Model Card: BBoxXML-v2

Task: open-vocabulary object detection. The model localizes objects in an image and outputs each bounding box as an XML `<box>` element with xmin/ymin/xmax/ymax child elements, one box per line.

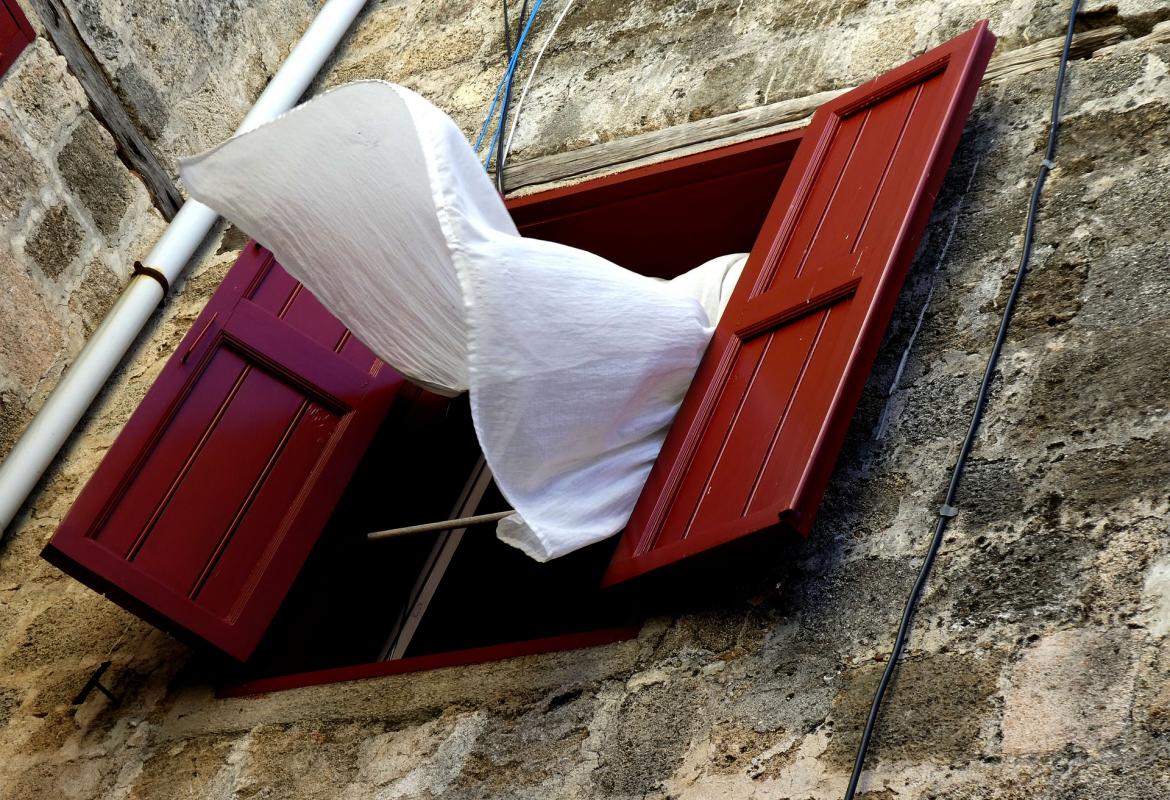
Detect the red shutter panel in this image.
<box><xmin>605</xmin><ymin>22</ymin><xmax>996</xmax><ymax>585</ymax></box>
<box><xmin>0</xmin><ymin>0</ymin><xmax>35</xmax><ymax>79</ymax></box>
<box><xmin>43</xmin><ymin>244</ymin><xmax>403</xmax><ymax>660</ymax></box>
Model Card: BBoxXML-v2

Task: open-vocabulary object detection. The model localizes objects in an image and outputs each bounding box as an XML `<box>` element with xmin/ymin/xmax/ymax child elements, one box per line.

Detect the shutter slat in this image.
<box><xmin>129</xmin><ymin>362</ymin><xmax>313</xmax><ymax>593</ymax></box>
<box><xmin>193</xmin><ymin>399</ymin><xmax>341</xmax><ymax>620</ymax></box>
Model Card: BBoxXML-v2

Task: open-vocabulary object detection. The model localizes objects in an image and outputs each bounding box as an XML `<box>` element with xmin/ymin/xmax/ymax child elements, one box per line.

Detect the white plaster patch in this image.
<box><xmin>666</xmin><ymin>728</ymin><xmax>842</xmax><ymax>799</ymax></box>
<box><xmin>100</xmin><ymin>754</ymin><xmax>145</xmax><ymax>800</ymax></box>
<box><xmin>344</xmin><ymin>716</ymin><xmax>449</xmax><ymax>793</ymax></box>
<box><xmin>1001</xmin><ymin>628</ymin><xmax>1134</xmax><ymax>755</ymax></box>
<box><xmin>626</xmin><ymin>668</ymin><xmax>671</xmax><ymax>692</ymax></box>
<box><xmin>205</xmin><ymin>730</ymin><xmax>256</xmax><ymax>800</ymax></box>
<box><xmin>1141</xmin><ymin>554</ymin><xmax>1170</xmax><ymax>638</ymax></box>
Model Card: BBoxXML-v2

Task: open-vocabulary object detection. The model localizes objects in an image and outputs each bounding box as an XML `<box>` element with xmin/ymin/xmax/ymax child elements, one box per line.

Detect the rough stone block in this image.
<box><xmin>68</xmin><ymin>259</ymin><xmax>124</xmax><ymax>337</ymax></box>
<box><xmin>61</xmin><ymin>0</ymin><xmax>320</xmax><ymax>172</ymax></box>
<box><xmin>123</xmin><ymin>734</ymin><xmax>238</xmax><ymax>800</ymax></box>
<box><xmin>0</xmin><ymin>114</ymin><xmax>46</xmax><ymax>219</ymax></box>
<box><xmin>57</xmin><ymin>115</ymin><xmax>134</xmax><ymax>238</ymax></box>
<box><xmin>0</xmin><ymin>685</ymin><xmax>22</xmax><ymax>731</ymax></box>
<box><xmin>0</xmin><ymin>251</ymin><xmax>66</xmax><ymax>411</ymax></box>
<box><xmin>24</xmin><ymin>203</ymin><xmax>85</xmax><ymax>283</ymax></box>
<box><xmin>0</xmin><ymin>39</ymin><xmax>87</xmax><ymax>148</ymax></box>
<box><xmin>594</xmin><ymin>677</ymin><xmax>701</xmax><ymax>796</ymax></box>
<box><xmin>1</xmin><ymin>590</ymin><xmax>144</xmax><ymax>674</ymax></box>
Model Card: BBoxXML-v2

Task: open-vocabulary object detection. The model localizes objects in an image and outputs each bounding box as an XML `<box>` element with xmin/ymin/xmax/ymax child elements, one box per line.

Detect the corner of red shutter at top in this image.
<box><xmin>0</xmin><ymin>0</ymin><xmax>35</xmax><ymax>78</ymax></box>
<box><xmin>42</xmin><ymin>243</ymin><xmax>404</xmax><ymax>660</ymax></box>
<box><xmin>603</xmin><ymin>21</ymin><xmax>997</xmax><ymax>586</ymax></box>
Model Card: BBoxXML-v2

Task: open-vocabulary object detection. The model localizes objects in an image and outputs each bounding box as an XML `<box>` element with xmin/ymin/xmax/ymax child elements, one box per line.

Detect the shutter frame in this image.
<box><xmin>43</xmin><ymin>244</ymin><xmax>403</xmax><ymax>660</ymax></box>
<box><xmin>604</xmin><ymin>21</ymin><xmax>996</xmax><ymax>585</ymax></box>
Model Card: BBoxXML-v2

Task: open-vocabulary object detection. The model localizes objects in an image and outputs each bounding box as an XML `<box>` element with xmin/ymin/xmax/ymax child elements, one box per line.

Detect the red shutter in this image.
<box><xmin>604</xmin><ymin>22</ymin><xmax>996</xmax><ymax>585</ymax></box>
<box><xmin>0</xmin><ymin>0</ymin><xmax>34</xmax><ymax>79</ymax></box>
<box><xmin>43</xmin><ymin>244</ymin><xmax>403</xmax><ymax>660</ymax></box>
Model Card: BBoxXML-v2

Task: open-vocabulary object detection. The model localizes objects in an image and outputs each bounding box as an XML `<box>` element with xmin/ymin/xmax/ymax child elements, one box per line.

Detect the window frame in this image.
<box><xmin>366</xmin><ymin>127</ymin><xmax>808</xmax><ymax>662</ymax></box>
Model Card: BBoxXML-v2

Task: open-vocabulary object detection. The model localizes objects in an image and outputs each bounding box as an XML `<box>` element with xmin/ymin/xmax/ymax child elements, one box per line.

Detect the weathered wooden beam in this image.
<box><xmin>504</xmin><ymin>25</ymin><xmax>1129</xmax><ymax>193</ymax></box>
<box><xmin>28</xmin><ymin>0</ymin><xmax>183</xmax><ymax>219</ymax></box>
<box><xmin>981</xmin><ymin>24</ymin><xmax>1126</xmax><ymax>83</ymax></box>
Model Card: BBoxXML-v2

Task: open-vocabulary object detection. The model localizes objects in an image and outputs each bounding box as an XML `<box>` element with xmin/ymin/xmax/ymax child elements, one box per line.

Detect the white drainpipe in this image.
<box><xmin>0</xmin><ymin>0</ymin><xmax>369</xmax><ymax>533</ymax></box>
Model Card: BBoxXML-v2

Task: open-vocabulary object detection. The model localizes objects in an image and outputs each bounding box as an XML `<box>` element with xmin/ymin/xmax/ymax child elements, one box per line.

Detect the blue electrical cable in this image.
<box><xmin>479</xmin><ymin>4</ymin><xmax>542</xmax><ymax>170</ymax></box>
<box><xmin>474</xmin><ymin>0</ymin><xmax>544</xmax><ymax>168</ymax></box>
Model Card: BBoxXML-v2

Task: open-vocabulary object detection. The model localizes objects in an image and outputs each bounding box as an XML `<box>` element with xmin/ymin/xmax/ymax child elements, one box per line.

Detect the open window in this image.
<box><xmin>42</xmin><ymin>22</ymin><xmax>994</xmax><ymax>687</ymax></box>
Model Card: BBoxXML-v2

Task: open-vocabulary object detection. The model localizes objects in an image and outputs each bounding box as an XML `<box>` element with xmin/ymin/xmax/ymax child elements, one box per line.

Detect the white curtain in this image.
<box><xmin>180</xmin><ymin>81</ymin><xmax>745</xmax><ymax>561</ymax></box>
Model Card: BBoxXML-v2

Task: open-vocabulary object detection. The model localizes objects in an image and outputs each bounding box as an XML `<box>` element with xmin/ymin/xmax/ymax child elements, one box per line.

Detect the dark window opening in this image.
<box><xmin>220</xmin><ymin>394</ymin><xmax>633</xmax><ymax>683</ymax></box>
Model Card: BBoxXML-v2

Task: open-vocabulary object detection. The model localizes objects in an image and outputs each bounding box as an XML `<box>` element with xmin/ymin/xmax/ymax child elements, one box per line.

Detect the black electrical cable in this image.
<box><xmin>495</xmin><ymin>0</ymin><xmax>529</xmax><ymax>192</ymax></box>
<box><xmin>503</xmin><ymin>0</ymin><xmax>514</xmax><ymax>60</ymax></box>
<box><xmin>842</xmin><ymin>3</ymin><xmax>1081</xmax><ymax>798</ymax></box>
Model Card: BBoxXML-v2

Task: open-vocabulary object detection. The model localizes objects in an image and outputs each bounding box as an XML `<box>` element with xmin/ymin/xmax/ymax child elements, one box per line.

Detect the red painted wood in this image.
<box><xmin>43</xmin><ymin>244</ymin><xmax>404</xmax><ymax>660</ymax></box>
<box><xmin>603</xmin><ymin>22</ymin><xmax>996</xmax><ymax>585</ymax></box>
<box><xmin>508</xmin><ymin>130</ymin><xmax>804</xmax><ymax>278</ymax></box>
<box><xmin>0</xmin><ymin>0</ymin><xmax>34</xmax><ymax>79</ymax></box>
<box><xmin>217</xmin><ymin>626</ymin><xmax>641</xmax><ymax>697</ymax></box>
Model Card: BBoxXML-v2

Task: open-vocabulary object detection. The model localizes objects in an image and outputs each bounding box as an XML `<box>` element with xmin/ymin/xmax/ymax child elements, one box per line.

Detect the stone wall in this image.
<box><xmin>0</xmin><ymin>23</ymin><xmax>166</xmax><ymax>458</ymax></box>
<box><xmin>0</xmin><ymin>0</ymin><xmax>322</xmax><ymax>459</ymax></box>
<box><xmin>57</xmin><ymin>0</ymin><xmax>321</xmax><ymax>173</ymax></box>
<box><xmin>1</xmin><ymin>1</ymin><xmax>1169</xmax><ymax>798</ymax></box>
<box><xmin>325</xmin><ymin>0</ymin><xmax>1170</xmax><ymax>161</ymax></box>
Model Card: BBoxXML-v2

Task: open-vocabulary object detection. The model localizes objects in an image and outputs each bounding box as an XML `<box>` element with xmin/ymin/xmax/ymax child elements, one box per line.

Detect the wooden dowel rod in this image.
<box><xmin>367</xmin><ymin>509</ymin><xmax>514</xmax><ymax>540</ymax></box>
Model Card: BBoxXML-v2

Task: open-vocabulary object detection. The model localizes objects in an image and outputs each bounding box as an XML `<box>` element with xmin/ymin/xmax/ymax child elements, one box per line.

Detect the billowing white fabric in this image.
<box><xmin>180</xmin><ymin>81</ymin><xmax>746</xmax><ymax>561</ymax></box>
